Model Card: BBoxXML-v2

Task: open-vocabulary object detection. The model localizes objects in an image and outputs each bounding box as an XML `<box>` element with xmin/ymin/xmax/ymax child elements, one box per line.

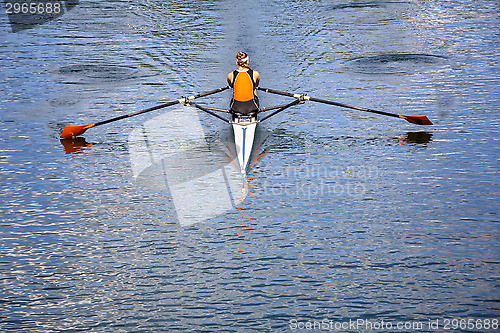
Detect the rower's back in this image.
<box><xmin>230</xmin><ymin>69</ymin><xmax>259</xmax><ymax>115</ymax></box>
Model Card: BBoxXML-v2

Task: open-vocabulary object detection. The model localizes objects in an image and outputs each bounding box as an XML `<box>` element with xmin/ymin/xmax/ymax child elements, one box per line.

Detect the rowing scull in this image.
<box><xmin>231</xmin><ymin>114</ymin><xmax>258</xmax><ymax>174</ymax></box>
<box><xmin>60</xmin><ymin>86</ymin><xmax>433</xmax><ymax>174</ymax></box>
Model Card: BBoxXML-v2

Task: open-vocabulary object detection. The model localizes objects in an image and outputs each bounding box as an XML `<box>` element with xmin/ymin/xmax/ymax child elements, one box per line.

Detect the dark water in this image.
<box><xmin>1</xmin><ymin>0</ymin><xmax>499</xmax><ymax>332</ymax></box>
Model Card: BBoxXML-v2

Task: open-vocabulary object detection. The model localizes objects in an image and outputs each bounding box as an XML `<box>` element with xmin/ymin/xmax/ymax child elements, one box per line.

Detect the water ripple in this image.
<box><xmin>345</xmin><ymin>53</ymin><xmax>449</xmax><ymax>74</ymax></box>
<box><xmin>49</xmin><ymin>64</ymin><xmax>158</xmax><ymax>84</ymax></box>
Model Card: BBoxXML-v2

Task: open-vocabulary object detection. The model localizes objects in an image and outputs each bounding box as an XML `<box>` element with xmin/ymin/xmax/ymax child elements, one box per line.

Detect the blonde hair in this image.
<box><xmin>236</xmin><ymin>52</ymin><xmax>251</xmax><ymax>69</ymax></box>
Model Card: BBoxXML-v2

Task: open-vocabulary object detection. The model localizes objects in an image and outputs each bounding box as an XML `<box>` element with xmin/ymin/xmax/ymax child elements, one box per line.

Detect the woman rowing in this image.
<box><xmin>227</xmin><ymin>52</ymin><xmax>260</xmax><ymax>118</ymax></box>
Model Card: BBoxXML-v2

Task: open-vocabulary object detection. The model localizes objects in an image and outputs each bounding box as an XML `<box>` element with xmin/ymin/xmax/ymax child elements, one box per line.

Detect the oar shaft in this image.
<box><xmin>259</xmin><ymin>87</ymin><xmax>399</xmax><ymax>119</ymax></box>
<box><xmin>196</xmin><ymin>86</ymin><xmax>229</xmax><ymax>98</ymax></box>
<box><xmin>94</xmin><ymin>100</ymin><xmax>179</xmax><ymax>127</ymax></box>
<box><xmin>93</xmin><ymin>86</ymin><xmax>229</xmax><ymax>127</ymax></box>
<box><xmin>60</xmin><ymin>86</ymin><xmax>230</xmax><ymax>139</ymax></box>
<box><xmin>308</xmin><ymin>96</ymin><xmax>399</xmax><ymax>119</ymax></box>
<box><xmin>258</xmin><ymin>87</ymin><xmax>294</xmax><ymax>97</ymax></box>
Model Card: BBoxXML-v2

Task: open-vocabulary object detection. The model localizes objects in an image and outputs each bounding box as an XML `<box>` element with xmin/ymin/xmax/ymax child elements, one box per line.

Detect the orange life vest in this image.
<box><xmin>233</xmin><ymin>69</ymin><xmax>256</xmax><ymax>101</ymax></box>
<box><xmin>230</xmin><ymin>69</ymin><xmax>259</xmax><ymax>114</ymax></box>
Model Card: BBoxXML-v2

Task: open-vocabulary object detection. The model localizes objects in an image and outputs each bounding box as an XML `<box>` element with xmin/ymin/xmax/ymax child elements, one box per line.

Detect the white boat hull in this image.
<box><xmin>231</xmin><ymin>116</ymin><xmax>257</xmax><ymax>174</ymax></box>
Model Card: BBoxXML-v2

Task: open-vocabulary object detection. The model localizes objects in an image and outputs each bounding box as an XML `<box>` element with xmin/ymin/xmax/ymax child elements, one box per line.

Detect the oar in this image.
<box><xmin>60</xmin><ymin>86</ymin><xmax>229</xmax><ymax>139</ymax></box>
<box><xmin>258</xmin><ymin>87</ymin><xmax>433</xmax><ymax>125</ymax></box>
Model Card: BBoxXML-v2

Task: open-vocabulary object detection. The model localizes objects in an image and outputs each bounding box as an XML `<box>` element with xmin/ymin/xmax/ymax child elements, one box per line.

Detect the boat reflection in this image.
<box><xmin>128</xmin><ymin>107</ymin><xmax>248</xmax><ymax>226</ymax></box>
<box><xmin>60</xmin><ymin>137</ymin><xmax>92</xmax><ymax>154</ymax></box>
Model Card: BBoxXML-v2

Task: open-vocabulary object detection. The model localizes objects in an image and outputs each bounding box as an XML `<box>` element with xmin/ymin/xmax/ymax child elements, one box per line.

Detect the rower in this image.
<box><xmin>227</xmin><ymin>52</ymin><xmax>260</xmax><ymax>121</ymax></box>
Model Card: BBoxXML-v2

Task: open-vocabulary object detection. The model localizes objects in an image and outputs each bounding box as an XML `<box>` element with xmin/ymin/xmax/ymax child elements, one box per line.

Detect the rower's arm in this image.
<box><xmin>254</xmin><ymin>70</ymin><xmax>260</xmax><ymax>86</ymax></box>
<box><xmin>227</xmin><ymin>72</ymin><xmax>234</xmax><ymax>88</ymax></box>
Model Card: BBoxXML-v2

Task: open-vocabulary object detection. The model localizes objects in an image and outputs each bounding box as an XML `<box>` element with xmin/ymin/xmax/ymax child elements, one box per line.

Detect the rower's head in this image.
<box><xmin>236</xmin><ymin>52</ymin><xmax>251</xmax><ymax>69</ymax></box>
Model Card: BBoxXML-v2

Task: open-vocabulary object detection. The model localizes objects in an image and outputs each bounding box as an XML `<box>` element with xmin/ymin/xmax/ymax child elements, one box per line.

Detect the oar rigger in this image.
<box><xmin>293</xmin><ymin>94</ymin><xmax>310</xmax><ymax>103</ymax></box>
<box><xmin>179</xmin><ymin>95</ymin><xmax>196</xmax><ymax>105</ymax></box>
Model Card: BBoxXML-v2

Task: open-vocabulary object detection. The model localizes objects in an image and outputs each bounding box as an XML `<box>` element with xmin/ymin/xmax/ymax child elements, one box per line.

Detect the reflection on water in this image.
<box><xmin>400</xmin><ymin>132</ymin><xmax>433</xmax><ymax>145</ymax></box>
<box><xmin>60</xmin><ymin>137</ymin><xmax>92</xmax><ymax>154</ymax></box>
<box><xmin>128</xmin><ymin>107</ymin><xmax>248</xmax><ymax>226</ymax></box>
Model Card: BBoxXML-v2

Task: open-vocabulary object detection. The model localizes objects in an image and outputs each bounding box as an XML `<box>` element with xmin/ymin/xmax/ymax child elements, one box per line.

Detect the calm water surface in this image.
<box><xmin>1</xmin><ymin>0</ymin><xmax>498</xmax><ymax>332</ymax></box>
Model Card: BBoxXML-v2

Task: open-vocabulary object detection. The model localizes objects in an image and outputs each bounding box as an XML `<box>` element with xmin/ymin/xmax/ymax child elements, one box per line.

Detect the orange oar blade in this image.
<box><xmin>60</xmin><ymin>124</ymin><xmax>94</xmax><ymax>139</ymax></box>
<box><xmin>399</xmin><ymin>115</ymin><xmax>433</xmax><ymax>126</ymax></box>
